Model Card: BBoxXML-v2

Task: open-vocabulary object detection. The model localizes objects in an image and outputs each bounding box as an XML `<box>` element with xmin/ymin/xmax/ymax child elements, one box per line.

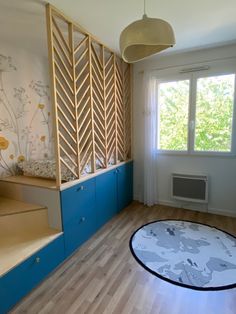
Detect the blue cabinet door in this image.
<box><xmin>96</xmin><ymin>169</ymin><xmax>117</xmax><ymax>228</ymax></box>
<box><xmin>60</xmin><ymin>178</ymin><xmax>97</xmax><ymax>256</ymax></box>
<box><xmin>0</xmin><ymin>235</ymin><xmax>64</xmax><ymax>314</ymax></box>
<box><xmin>117</xmin><ymin>162</ymin><xmax>133</xmax><ymax>212</ymax></box>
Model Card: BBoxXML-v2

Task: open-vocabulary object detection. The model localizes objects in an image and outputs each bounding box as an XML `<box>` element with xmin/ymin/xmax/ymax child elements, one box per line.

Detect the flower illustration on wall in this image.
<box><xmin>0</xmin><ymin>136</ymin><xmax>13</xmax><ymax>175</ymax></box>
<box><xmin>0</xmin><ymin>52</ymin><xmax>53</xmax><ymax>177</ymax></box>
<box><xmin>0</xmin><ymin>136</ymin><xmax>9</xmax><ymax>150</ymax></box>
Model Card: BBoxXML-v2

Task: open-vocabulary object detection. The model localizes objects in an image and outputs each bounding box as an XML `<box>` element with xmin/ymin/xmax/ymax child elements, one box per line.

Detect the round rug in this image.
<box><xmin>130</xmin><ymin>220</ymin><xmax>236</xmax><ymax>291</ymax></box>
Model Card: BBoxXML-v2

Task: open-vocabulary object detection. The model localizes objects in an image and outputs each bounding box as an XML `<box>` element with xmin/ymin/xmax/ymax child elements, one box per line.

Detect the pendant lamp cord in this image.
<box><xmin>143</xmin><ymin>0</ymin><xmax>147</xmax><ymax>18</ymax></box>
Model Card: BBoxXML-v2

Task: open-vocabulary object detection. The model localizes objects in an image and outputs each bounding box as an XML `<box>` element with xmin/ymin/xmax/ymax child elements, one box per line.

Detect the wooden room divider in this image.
<box><xmin>46</xmin><ymin>4</ymin><xmax>132</xmax><ymax>187</ymax></box>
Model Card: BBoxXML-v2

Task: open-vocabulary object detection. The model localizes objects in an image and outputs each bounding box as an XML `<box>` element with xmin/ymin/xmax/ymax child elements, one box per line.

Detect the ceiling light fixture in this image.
<box><xmin>119</xmin><ymin>0</ymin><xmax>176</xmax><ymax>63</ymax></box>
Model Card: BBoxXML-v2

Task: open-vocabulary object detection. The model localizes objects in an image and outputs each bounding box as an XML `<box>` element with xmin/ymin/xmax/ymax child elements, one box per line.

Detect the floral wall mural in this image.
<box><xmin>0</xmin><ymin>46</ymin><xmax>54</xmax><ymax>178</ymax></box>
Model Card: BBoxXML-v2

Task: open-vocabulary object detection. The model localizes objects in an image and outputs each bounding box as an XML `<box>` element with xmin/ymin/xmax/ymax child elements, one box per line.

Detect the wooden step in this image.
<box><xmin>0</xmin><ymin>198</ymin><xmax>63</xmax><ymax>277</ymax></box>
<box><xmin>0</xmin><ymin>196</ymin><xmax>46</xmax><ymax>217</ymax></box>
<box><xmin>0</xmin><ymin>175</ymin><xmax>57</xmax><ymax>189</ymax></box>
<box><xmin>0</xmin><ymin>229</ymin><xmax>63</xmax><ymax>277</ymax></box>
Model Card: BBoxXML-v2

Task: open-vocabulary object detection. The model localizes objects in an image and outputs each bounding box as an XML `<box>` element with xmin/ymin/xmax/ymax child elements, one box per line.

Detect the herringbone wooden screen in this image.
<box><xmin>46</xmin><ymin>4</ymin><xmax>132</xmax><ymax>187</ymax></box>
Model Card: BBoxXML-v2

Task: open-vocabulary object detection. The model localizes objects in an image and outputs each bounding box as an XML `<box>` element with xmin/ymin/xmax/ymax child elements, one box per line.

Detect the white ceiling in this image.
<box><xmin>48</xmin><ymin>0</ymin><xmax>236</xmax><ymax>55</ymax></box>
<box><xmin>1</xmin><ymin>0</ymin><xmax>236</xmax><ymax>57</ymax></box>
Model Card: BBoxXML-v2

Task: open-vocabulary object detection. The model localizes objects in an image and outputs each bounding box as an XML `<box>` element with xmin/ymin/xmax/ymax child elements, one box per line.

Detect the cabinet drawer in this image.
<box><xmin>63</xmin><ymin>204</ymin><xmax>97</xmax><ymax>256</ymax></box>
<box><xmin>0</xmin><ymin>235</ymin><xmax>64</xmax><ymax>314</ymax></box>
<box><xmin>61</xmin><ymin>178</ymin><xmax>96</xmax><ymax>226</ymax></box>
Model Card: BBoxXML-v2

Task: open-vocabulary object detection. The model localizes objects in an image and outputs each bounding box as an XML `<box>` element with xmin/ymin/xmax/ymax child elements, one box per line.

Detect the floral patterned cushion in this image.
<box><xmin>17</xmin><ymin>153</ymin><xmax>115</xmax><ymax>181</ymax></box>
<box><xmin>17</xmin><ymin>159</ymin><xmax>77</xmax><ymax>181</ymax></box>
<box><xmin>17</xmin><ymin>156</ymin><xmax>115</xmax><ymax>182</ymax></box>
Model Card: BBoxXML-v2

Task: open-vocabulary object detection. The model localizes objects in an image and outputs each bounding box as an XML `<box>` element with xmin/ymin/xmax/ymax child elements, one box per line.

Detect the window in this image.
<box><xmin>195</xmin><ymin>75</ymin><xmax>234</xmax><ymax>152</ymax></box>
<box><xmin>159</xmin><ymin>79</ymin><xmax>189</xmax><ymax>151</ymax></box>
<box><xmin>157</xmin><ymin>66</ymin><xmax>236</xmax><ymax>155</ymax></box>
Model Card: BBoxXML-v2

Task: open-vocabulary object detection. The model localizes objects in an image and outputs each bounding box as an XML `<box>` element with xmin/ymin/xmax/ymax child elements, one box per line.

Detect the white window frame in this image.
<box><xmin>156</xmin><ymin>60</ymin><xmax>236</xmax><ymax>157</ymax></box>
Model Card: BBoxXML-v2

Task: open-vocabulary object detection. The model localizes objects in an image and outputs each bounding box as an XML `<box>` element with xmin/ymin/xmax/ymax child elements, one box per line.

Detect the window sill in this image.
<box><xmin>156</xmin><ymin>150</ymin><xmax>236</xmax><ymax>158</ymax></box>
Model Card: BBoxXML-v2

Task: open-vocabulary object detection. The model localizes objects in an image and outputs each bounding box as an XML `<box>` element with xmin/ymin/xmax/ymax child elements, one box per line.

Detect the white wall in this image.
<box><xmin>133</xmin><ymin>44</ymin><xmax>236</xmax><ymax>216</ymax></box>
<box><xmin>0</xmin><ymin>1</ymin><xmax>53</xmax><ymax>178</ymax></box>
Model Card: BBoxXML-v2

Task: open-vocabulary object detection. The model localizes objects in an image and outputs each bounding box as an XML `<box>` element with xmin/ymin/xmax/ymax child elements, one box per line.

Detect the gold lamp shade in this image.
<box><xmin>120</xmin><ymin>14</ymin><xmax>175</xmax><ymax>63</ymax></box>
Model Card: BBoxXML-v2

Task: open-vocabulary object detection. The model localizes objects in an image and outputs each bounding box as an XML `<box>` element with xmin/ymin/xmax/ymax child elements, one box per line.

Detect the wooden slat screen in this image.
<box><xmin>46</xmin><ymin>5</ymin><xmax>132</xmax><ymax>186</ymax></box>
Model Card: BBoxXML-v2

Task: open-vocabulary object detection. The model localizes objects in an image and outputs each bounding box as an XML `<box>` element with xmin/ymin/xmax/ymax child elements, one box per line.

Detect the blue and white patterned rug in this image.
<box><xmin>130</xmin><ymin>220</ymin><xmax>236</xmax><ymax>290</ymax></box>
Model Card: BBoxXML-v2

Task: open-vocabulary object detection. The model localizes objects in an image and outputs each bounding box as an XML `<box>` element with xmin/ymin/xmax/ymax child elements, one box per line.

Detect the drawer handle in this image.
<box><xmin>35</xmin><ymin>257</ymin><xmax>40</xmax><ymax>264</ymax></box>
<box><xmin>79</xmin><ymin>217</ymin><xmax>86</xmax><ymax>223</ymax></box>
<box><xmin>77</xmin><ymin>185</ymin><xmax>86</xmax><ymax>191</ymax></box>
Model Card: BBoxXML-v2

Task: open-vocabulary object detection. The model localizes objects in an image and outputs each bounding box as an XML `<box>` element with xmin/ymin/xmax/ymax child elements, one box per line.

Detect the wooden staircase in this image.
<box><xmin>0</xmin><ymin>196</ymin><xmax>62</xmax><ymax>277</ymax></box>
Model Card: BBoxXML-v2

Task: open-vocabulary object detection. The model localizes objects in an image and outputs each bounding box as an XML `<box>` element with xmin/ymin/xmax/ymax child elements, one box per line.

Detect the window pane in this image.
<box><xmin>158</xmin><ymin>80</ymin><xmax>189</xmax><ymax>150</ymax></box>
<box><xmin>195</xmin><ymin>74</ymin><xmax>235</xmax><ymax>152</ymax></box>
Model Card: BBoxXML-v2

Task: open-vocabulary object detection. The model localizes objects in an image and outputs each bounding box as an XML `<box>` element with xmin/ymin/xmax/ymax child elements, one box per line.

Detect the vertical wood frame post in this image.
<box><xmin>114</xmin><ymin>55</ymin><xmax>118</xmax><ymax>164</ymax></box>
<box><xmin>46</xmin><ymin>4</ymin><xmax>61</xmax><ymax>187</ymax></box>
<box><xmin>88</xmin><ymin>36</ymin><xmax>96</xmax><ymax>173</ymax></box>
<box><xmin>68</xmin><ymin>23</ymin><xmax>81</xmax><ymax>178</ymax></box>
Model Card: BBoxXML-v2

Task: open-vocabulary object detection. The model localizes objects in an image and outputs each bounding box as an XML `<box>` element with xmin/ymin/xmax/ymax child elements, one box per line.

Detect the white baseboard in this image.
<box><xmin>158</xmin><ymin>199</ymin><xmax>236</xmax><ymax>217</ymax></box>
<box><xmin>157</xmin><ymin>199</ymin><xmax>208</xmax><ymax>212</ymax></box>
<box><xmin>133</xmin><ymin>196</ymin><xmax>236</xmax><ymax>218</ymax></box>
<box><xmin>208</xmin><ymin>207</ymin><xmax>236</xmax><ymax>218</ymax></box>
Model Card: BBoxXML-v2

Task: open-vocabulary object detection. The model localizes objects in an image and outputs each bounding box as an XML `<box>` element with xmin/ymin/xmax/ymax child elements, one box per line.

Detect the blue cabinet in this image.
<box><xmin>61</xmin><ymin>178</ymin><xmax>97</xmax><ymax>256</ymax></box>
<box><xmin>0</xmin><ymin>235</ymin><xmax>64</xmax><ymax>314</ymax></box>
<box><xmin>117</xmin><ymin>162</ymin><xmax>133</xmax><ymax>212</ymax></box>
<box><xmin>96</xmin><ymin>169</ymin><xmax>117</xmax><ymax>228</ymax></box>
<box><xmin>60</xmin><ymin>161</ymin><xmax>133</xmax><ymax>257</ymax></box>
<box><xmin>0</xmin><ymin>162</ymin><xmax>133</xmax><ymax>314</ymax></box>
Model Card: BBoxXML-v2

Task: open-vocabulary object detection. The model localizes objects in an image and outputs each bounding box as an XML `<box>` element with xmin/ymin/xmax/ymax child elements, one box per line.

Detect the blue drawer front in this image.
<box><xmin>61</xmin><ymin>178</ymin><xmax>96</xmax><ymax>227</ymax></box>
<box><xmin>96</xmin><ymin>169</ymin><xmax>117</xmax><ymax>228</ymax></box>
<box><xmin>0</xmin><ymin>235</ymin><xmax>64</xmax><ymax>314</ymax></box>
<box><xmin>63</xmin><ymin>204</ymin><xmax>97</xmax><ymax>256</ymax></box>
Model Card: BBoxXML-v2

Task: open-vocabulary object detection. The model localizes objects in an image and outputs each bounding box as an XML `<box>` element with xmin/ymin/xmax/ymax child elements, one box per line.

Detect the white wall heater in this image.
<box><xmin>171</xmin><ymin>173</ymin><xmax>208</xmax><ymax>203</ymax></box>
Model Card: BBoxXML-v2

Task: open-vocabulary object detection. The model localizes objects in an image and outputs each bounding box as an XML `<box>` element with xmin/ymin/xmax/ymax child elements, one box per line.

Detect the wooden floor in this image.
<box><xmin>11</xmin><ymin>202</ymin><xmax>236</xmax><ymax>314</ymax></box>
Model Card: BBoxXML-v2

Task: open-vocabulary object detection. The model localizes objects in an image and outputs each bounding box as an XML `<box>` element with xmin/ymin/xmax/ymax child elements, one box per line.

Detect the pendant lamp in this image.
<box><xmin>119</xmin><ymin>0</ymin><xmax>175</xmax><ymax>63</ymax></box>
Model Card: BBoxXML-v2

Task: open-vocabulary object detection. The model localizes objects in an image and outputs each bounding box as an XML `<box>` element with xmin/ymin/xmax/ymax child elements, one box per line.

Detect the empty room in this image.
<box><xmin>0</xmin><ymin>0</ymin><xmax>236</xmax><ymax>313</ymax></box>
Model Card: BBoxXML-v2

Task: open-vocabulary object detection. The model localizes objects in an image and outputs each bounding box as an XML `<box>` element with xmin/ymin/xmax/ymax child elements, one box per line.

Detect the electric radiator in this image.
<box><xmin>171</xmin><ymin>173</ymin><xmax>208</xmax><ymax>203</ymax></box>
